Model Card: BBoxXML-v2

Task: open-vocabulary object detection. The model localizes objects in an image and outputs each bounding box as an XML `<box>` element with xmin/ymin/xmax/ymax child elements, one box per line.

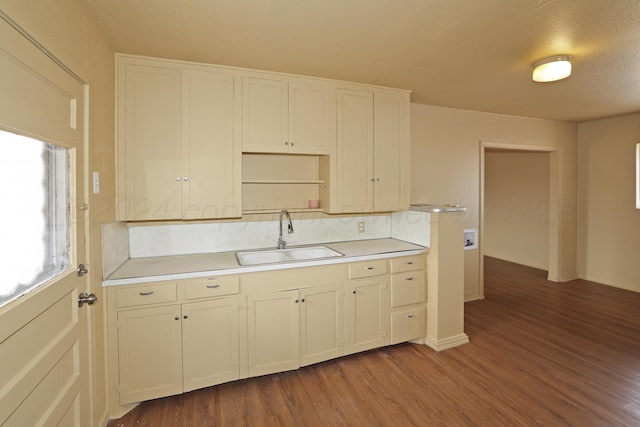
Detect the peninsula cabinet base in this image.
<box><xmin>106</xmin><ymin>254</ymin><xmax>431</xmax><ymax>419</ymax></box>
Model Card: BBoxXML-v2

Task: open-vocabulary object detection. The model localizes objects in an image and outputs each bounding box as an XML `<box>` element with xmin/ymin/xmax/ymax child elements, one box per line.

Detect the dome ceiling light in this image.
<box><xmin>532</xmin><ymin>55</ymin><xmax>572</xmax><ymax>82</ymax></box>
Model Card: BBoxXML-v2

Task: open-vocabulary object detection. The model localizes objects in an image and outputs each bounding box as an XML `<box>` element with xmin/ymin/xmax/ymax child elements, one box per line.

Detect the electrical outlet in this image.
<box><xmin>358</xmin><ymin>221</ymin><xmax>365</xmax><ymax>233</ymax></box>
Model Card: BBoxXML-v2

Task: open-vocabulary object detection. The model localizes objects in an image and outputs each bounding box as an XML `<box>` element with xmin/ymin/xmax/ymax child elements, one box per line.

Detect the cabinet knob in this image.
<box><xmin>176</xmin><ymin>177</ymin><xmax>181</xmax><ymax>181</ymax></box>
<box><xmin>301</xmin><ymin>298</ymin><xmax>305</xmax><ymax>303</ymax></box>
<box><xmin>405</xmin><ymin>277</ymin><xmax>414</xmax><ymax>281</ymax></box>
<box><xmin>405</xmin><ymin>314</ymin><xmax>415</xmax><ymax>319</ymax></box>
<box><xmin>376</xmin><ymin>178</ymin><xmax>380</xmax><ymax>182</ymax></box>
<box><xmin>183</xmin><ymin>315</ymin><xmax>188</xmax><ymax>319</ymax></box>
<box><xmin>184</xmin><ymin>177</ymin><xmax>189</xmax><ymax>181</ymax></box>
<box><xmin>174</xmin><ymin>315</ymin><xmax>180</xmax><ymax>320</ymax></box>
<box><xmin>284</xmin><ymin>141</ymin><xmax>289</xmax><ymax>146</ymax></box>
<box><xmin>294</xmin><ymin>299</ymin><xmax>299</xmax><ymax>303</ymax></box>
<box><xmin>352</xmin><ymin>290</ymin><xmax>357</xmax><ymax>294</ymax></box>
<box><xmin>365</xmin><ymin>266</ymin><xmax>374</xmax><ymax>270</ymax></box>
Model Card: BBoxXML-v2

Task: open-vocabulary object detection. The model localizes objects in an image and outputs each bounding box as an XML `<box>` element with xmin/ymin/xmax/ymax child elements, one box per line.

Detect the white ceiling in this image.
<box><xmin>81</xmin><ymin>0</ymin><xmax>640</xmax><ymax>123</ymax></box>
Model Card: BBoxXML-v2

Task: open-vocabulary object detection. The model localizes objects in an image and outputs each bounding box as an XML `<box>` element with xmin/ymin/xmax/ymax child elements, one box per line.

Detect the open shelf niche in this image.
<box><xmin>242</xmin><ymin>153</ymin><xmax>329</xmax><ymax>213</ymax></box>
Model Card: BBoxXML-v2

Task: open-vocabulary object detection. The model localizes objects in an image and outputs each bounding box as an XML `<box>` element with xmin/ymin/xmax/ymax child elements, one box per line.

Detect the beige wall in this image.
<box><xmin>577</xmin><ymin>113</ymin><xmax>640</xmax><ymax>292</ymax></box>
<box><xmin>1</xmin><ymin>1</ymin><xmax>116</xmax><ymax>425</ymax></box>
<box><xmin>484</xmin><ymin>151</ymin><xmax>550</xmax><ymax>270</ymax></box>
<box><xmin>410</xmin><ymin>103</ymin><xmax>578</xmax><ymax>299</ymax></box>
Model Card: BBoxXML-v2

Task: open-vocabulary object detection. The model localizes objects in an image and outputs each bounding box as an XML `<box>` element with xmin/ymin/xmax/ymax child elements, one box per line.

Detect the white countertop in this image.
<box><xmin>103</xmin><ymin>238</ymin><xmax>428</xmax><ymax>286</ymax></box>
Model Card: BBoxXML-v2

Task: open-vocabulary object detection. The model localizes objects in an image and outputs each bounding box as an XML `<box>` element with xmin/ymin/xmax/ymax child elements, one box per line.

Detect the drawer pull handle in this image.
<box><xmin>139</xmin><ymin>291</ymin><xmax>155</xmax><ymax>296</ymax></box>
<box><xmin>206</xmin><ymin>284</ymin><xmax>220</xmax><ymax>289</ymax></box>
<box><xmin>405</xmin><ymin>314</ymin><xmax>415</xmax><ymax>319</ymax></box>
<box><xmin>365</xmin><ymin>266</ymin><xmax>374</xmax><ymax>270</ymax></box>
<box><xmin>406</xmin><ymin>261</ymin><xmax>414</xmax><ymax>265</ymax></box>
<box><xmin>405</xmin><ymin>277</ymin><xmax>414</xmax><ymax>281</ymax></box>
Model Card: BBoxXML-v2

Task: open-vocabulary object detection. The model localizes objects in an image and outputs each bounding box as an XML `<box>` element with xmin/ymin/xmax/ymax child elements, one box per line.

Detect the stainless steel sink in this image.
<box><xmin>236</xmin><ymin>246</ymin><xmax>343</xmax><ymax>266</ymax></box>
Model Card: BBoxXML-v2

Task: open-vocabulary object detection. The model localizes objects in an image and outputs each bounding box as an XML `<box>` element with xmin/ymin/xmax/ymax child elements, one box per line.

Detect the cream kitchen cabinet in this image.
<box><xmin>107</xmin><ymin>251</ymin><xmax>428</xmax><ymax>419</ymax></box>
<box><xmin>116</xmin><ymin>55</ymin><xmax>241</xmax><ymax>221</ymax></box>
<box><xmin>324</xmin><ymin>88</ymin><xmax>409</xmax><ymax>213</ymax></box>
<box><xmin>116</xmin><ymin>304</ymin><xmax>183</xmax><ymax>405</ymax></box>
<box><xmin>346</xmin><ymin>259</ymin><xmax>389</xmax><ymax>353</ymax></box>
<box><xmin>247</xmin><ymin>290</ymin><xmax>299</xmax><ymax>377</ymax></box>
<box><xmin>107</xmin><ymin>277</ymin><xmax>242</xmax><ymax>409</ymax></box>
<box><xmin>299</xmin><ymin>284</ymin><xmax>345</xmax><ymax>366</ymax></box>
<box><xmin>246</xmin><ymin>283</ymin><xmax>344</xmax><ymax>376</ymax></box>
<box><xmin>242</xmin><ymin>75</ymin><xmax>335</xmax><ymax>155</ymax></box>
<box><xmin>389</xmin><ymin>255</ymin><xmax>428</xmax><ymax>344</ymax></box>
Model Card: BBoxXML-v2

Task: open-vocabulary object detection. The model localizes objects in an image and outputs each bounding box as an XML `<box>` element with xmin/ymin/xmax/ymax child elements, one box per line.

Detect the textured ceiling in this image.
<box><xmin>81</xmin><ymin>0</ymin><xmax>640</xmax><ymax>123</ymax></box>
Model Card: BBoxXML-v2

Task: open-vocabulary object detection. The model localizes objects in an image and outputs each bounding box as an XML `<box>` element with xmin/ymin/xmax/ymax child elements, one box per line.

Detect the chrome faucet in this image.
<box><xmin>278</xmin><ymin>209</ymin><xmax>294</xmax><ymax>249</ymax></box>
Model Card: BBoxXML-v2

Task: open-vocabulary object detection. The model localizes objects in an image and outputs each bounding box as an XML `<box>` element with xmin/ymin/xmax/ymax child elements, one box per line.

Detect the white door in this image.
<box><xmin>0</xmin><ymin>18</ymin><xmax>90</xmax><ymax>426</ymax></box>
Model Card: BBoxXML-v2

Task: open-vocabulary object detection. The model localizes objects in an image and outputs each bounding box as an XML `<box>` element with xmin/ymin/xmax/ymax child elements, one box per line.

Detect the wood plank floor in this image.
<box><xmin>108</xmin><ymin>257</ymin><xmax>640</xmax><ymax>427</ymax></box>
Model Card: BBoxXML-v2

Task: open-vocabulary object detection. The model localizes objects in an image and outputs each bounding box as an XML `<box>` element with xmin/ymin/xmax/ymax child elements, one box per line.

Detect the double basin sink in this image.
<box><xmin>236</xmin><ymin>245</ymin><xmax>343</xmax><ymax>266</ymax></box>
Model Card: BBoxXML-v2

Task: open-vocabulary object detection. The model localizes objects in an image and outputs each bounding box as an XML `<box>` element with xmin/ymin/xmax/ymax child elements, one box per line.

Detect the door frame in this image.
<box><xmin>479</xmin><ymin>141</ymin><xmax>561</xmax><ymax>297</ymax></box>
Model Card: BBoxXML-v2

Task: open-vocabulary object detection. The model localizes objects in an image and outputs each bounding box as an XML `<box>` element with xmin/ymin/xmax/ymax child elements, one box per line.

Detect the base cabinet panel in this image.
<box><xmin>347</xmin><ymin>277</ymin><xmax>388</xmax><ymax>354</ymax></box>
<box><xmin>182</xmin><ymin>297</ymin><xmax>240</xmax><ymax>392</ymax></box>
<box><xmin>299</xmin><ymin>284</ymin><xmax>344</xmax><ymax>366</ymax></box>
<box><xmin>117</xmin><ymin>305</ymin><xmax>183</xmax><ymax>405</ymax></box>
<box><xmin>247</xmin><ymin>291</ymin><xmax>300</xmax><ymax>377</ymax></box>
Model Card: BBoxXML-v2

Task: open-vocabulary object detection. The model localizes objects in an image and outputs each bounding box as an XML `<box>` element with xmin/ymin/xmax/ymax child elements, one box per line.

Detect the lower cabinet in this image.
<box><xmin>116</xmin><ymin>305</ymin><xmax>183</xmax><ymax>405</ymax></box>
<box><xmin>247</xmin><ymin>283</ymin><xmax>344</xmax><ymax>377</ymax></box>
<box><xmin>247</xmin><ymin>290</ymin><xmax>299</xmax><ymax>377</ymax></box>
<box><xmin>115</xmin><ymin>295</ymin><xmax>240</xmax><ymax>405</ymax></box>
<box><xmin>107</xmin><ymin>254</ymin><xmax>427</xmax><ymax>418</ymax></box>
<box><xmin>346</xmin><ymin>277</ymin><xmax>388</xmax><ymax>353</ymax></box>
<box><xmin>182</xmin><ymin>297</ymin><xmax>240</xmax><ymax>392</ymax></box>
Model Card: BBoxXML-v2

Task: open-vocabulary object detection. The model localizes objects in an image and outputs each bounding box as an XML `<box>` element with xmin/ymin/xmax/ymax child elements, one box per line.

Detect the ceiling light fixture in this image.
<box><xmin>532</xmin><ymin>55</ymin><xmax>572</xmax><ymax>82</ymax></box>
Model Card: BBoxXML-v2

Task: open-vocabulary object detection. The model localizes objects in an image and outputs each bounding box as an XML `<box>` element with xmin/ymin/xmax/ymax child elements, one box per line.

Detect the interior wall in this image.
<box><xmin>410</xmin><ymin>103</ymin><xmax>578</xmax><ymax>300</ymax></box>
<box><xmin>577</xmin><ymin>112</ymin><xmax>640</xmax><ymax>292</ymax></box>
<box><xmin>484</xmin><ymin>151</ymin><xmax>550</xmax><ymax>270</ymax></box>
<box><xmin>1</xmin><ymin>1</ymin><xmax>116</xmax><ymax>425</ymax></box>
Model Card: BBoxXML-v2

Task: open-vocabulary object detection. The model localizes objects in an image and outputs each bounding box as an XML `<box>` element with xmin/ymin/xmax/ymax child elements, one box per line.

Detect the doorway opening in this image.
<box><xmin>479</xmin><ymin>142</ymin><xmax>560</xmax><ymax>297</ymax></box>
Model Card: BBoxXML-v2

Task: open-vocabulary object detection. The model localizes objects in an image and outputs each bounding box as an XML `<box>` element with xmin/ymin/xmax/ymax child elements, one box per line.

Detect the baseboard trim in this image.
<box><xmin>425</xmin><ymin>333</ymin><xmax>470</xmax><ymax>351</ymax></box>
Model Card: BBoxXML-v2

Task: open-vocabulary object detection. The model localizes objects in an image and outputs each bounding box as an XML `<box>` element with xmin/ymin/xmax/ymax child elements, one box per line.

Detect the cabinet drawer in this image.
<box><xmin>390</xmin><ymin>272</ymin><xmax>426</xmax><ymax>307</ymax></box>
<box><xmin>390</xmin><ymin>255</ymin><xmax>425</xmax><ymax>273</ymax></box>
<box><xmin>349</xmin><ymin>259</ymin><xmax>387</xmax><ymax>279</ymax></box>
<box><xmin>185</xmin><ymin>276</ymin><xmax>240</xmax><ymax>300</ymax></box>
<box><xmin>115</xmin><ymin>283</ymin><xmax>177</xmax><ymax>308</ymax></box>
<box><xmin>390</xmin><ymin>307</ymin><xmax>426</xmax><ymax>345</ymax></box>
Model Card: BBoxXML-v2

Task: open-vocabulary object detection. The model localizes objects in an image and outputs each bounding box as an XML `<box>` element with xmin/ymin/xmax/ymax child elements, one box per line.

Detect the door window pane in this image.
<box><xmin>0</xmin><ymin>130</ymin><xmax>70</xmax><ymax>307</ymax></box>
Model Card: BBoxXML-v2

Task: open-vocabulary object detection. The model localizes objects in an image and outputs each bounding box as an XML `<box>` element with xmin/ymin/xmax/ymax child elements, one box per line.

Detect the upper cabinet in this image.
<box><xmin>116</xmin><ymin>54</ymin><xmax>410</xmax><ymax>220</ymax></box>
<box><xmin>321</xmin><ymin>88</ymin><xmax>410</xmax><ymax>214</ymax></box>
<box><xmin>117</xmin><ymin>56</ymin><xmax>241</xmax><ymax>221</ymax></box>
<box><xmin>242</xmin><ymin>76</ymin><xmax>335</xmax><ymax>155</ymax></box>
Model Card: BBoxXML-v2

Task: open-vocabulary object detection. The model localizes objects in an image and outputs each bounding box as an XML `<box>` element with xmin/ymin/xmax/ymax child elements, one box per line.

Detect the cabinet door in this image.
<box><xmin>183</xmin><ymin>70</ymin><xmax>241</xmax><ymax>219</ymax></box>
<box><xmin>299</xmin><ymin>284</ymin><xmax>344</xmax><ymax>366</ymax></box>
<box><xmin>117</xmin><ymin>305</ymin><xmax>183</xmax><ymax>404</ymax></box>
<box><xmin>373</xmin><ymin>90</ymin><xmax>408</xmax><ymax>211</ymax></box>
<box><xmin>242</xmin><ymin>77</ymin><xmax>289</xmax><ymax>153</ymax></box>
<box><xmin>289</xmin><ymin>83</ymin><xmax>334</xmax><ymax>155</ymax></box>
<box><xmin>347</xmin><ymin>277</ymin><xmax>388</xmax><ymax>354</ymax></box>
<box><xmin>119</xmin><ymin>63</ymin><xmax>182</xmax><ymax>220</ymax></box>
<box><xmin>182</xmin><ymin>297</ymin><xmax>240</xmax><ymax>392</ymax></box>
<box><xmin>247</xmin><ymin>290</ymin><xmax>299</xmax><ymax>376</ymax></box>
<box><xmin>335</xmin><ymin>88</ymin><xmax>374</xmax><ymax>213</ymax></box>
